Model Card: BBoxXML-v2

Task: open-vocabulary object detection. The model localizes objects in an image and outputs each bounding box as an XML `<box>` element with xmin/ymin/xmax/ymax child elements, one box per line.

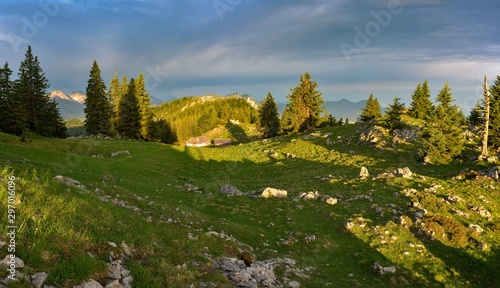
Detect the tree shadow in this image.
<box><xmin>225</xmin><ymin>122</ymin><xmax>248</xmax><ymax>143</ymax></box>
<box><xmin>409</xmin><ymin>226</ymin><xmax>500</xmax><ymax>287</ymax></box>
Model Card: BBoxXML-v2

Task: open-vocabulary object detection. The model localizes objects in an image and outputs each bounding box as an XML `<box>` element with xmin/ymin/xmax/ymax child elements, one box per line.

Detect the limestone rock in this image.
<box><xmin>104</xmin><ymin>279</ymin><xmax>123</xmax><ymax>288</ymax></box>
<box><xmin>395</xmin><ymin>167</ymin><xmax>412</xmax><ymax>178</ymax></box>
<box><xmin>325</xmin><ymin>197</ymin><xmax>338</xmax><ymax>205</ymax></box>
<box><xmin>0</xmin><ymin>255</ymin><xmax>24</xmax><ymax>268</ymax></box>
<box><xmin>468</xmin><ymin>224</ymin><xmax>484</xmax><ymax>233</ymax></box>
<box><xmin>298</xmin><ymin>191</ymin><xmax>319</xmax><ymax>200</ymax></box>
<box><xmin>392</xmin><ymin>127</ymin><xmax>419</xmax><ymax>144</ymax></box>
<box><xmin>372</xmin><ymin>262</ymin><xmax>396</xmax><ymax>275</ymax></box>
<box><xmin>74</xmin><ymin>279</ymin><xmax>104</xmax><ymax>288</ymax></box>
<box><xmin>31</xmin><ymin>272</ymin><xmax>48</xmax><ymax>288</ymax></box>
<box><xmin>359</xmin><ymin>166</ymin><xmax>370</xmax><ymax>179</ymax></box>
<box><xmin>220</xmin><ymin>184</ymin><xmax>243</xmax><ymax>196</ymax></box>
<box><xmin>110</xmin><ymin>150</ymin><xmax>130</xmax><ymax>158</ymax></box>
<box><xmin>53</xmin><ymin>175</ymin><xmax>85</xmax><ymax>189</ymax></box>
<box><xmin>107</xmin><ymin>260</ymin><xmax>122</xmax><ymax>279</ymax></box>
<box><xmin>358</xmin><ymin>125</ymin><xmax>388</xmax><ymax>146</ymax></box>
<box><xmin>260</xmin><ymin>187</ymin><xmax>287</xmax><ymax>198</ymax></box>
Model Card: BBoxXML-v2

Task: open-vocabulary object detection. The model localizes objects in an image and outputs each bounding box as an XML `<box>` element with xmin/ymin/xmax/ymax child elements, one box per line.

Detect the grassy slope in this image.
<box><xmin>0</xmin><ymin>124</ymin><xmax>499</xmax><ymax>287</ymax></box>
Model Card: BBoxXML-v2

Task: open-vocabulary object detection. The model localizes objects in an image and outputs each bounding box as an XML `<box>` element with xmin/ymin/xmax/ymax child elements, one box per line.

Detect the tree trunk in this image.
<box><xmin>480</xmin><ymin>75</ymin><xmax>490</xmax><ymax>160</ymax></box>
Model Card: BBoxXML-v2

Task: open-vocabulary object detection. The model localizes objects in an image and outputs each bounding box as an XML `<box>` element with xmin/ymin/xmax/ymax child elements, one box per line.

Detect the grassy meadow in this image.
<box><xmin>0</xmin><ymin>123</ymin><xmax>499</xmax><ymax>287</ymax></box>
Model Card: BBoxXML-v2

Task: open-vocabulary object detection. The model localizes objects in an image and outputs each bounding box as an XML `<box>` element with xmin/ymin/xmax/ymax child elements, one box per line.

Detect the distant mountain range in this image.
<box><xmin>49</xmin><ymin>90</ymin><xmax>86</xmax><ymax>120</ymax></box>
<box><xmin>278</xmin><ymin>99</ymin><xmax>368</xmax><ymax>123</ymax></box>
<box><xmin>49</xmin><ymin>90</ymin><xmax>164</xmax><ymax>120</ymax></box>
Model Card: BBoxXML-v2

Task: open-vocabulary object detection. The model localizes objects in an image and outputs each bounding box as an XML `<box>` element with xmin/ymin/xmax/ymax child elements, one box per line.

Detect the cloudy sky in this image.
<box><xmin>1</xmin><ymin>0</ymin><xmax>499</xmax><ymax>112</ymax></box>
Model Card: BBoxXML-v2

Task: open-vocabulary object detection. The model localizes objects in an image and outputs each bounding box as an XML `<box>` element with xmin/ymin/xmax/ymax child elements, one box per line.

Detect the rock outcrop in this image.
<box><xmin>260</xmin><ymin>187</ymin><xmax>288</xmax><ymax>199</ymax></box>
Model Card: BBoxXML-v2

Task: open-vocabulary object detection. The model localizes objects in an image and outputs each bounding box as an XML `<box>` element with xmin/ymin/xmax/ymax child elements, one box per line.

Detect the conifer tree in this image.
<box><xmin>15</xmin><ymin>46</ymin><xmax>65</xmax><ymax>137</ymax></box>
<box><xmin>488</xmin><ymin>75</ymin><xmax>500</xmax><ymax>148</ymax></box>
<box><xmin>135</xmin><ymin>73</ymin><xmax>154</xmax><ymax>140</ymax></box>
<box><xmin>39</xmin><ymin>100</ymin><xmax>67</xmax><ymax>138</ymax></box>
<box><xmin>409</xmin><ymin>80</ymin><xmax>433</xmax><ymax>119</ymax></box>
<box><xmin>84</xmin><ymin>61</ymin><xmax>113</xmax><ymax>135</ymax></box>
<box><xmin>345</xmin><ymin>117</ymin><xmax>349</xmax><ymax>125</ymax></box>
<box><xmin>258</xmin><ymin>92</ymin><xmax>281</xmax><ymax>138</ymax></box>
<box><xmin>419</xmin><ymin>82</ymin><xmax>464</xmax><ymax>164</ymax></box>
<box><xmin>327</xmin><ymin>114</ymin><xmax>336</xmax><ymax>126</ymax></box>
<box><xmin>108</xmin><ymin>70</ymin><xmax>121</xmax><ymax>129</ymax></box>
<box><xmin>468</xmin><ymin>100</ymin><xmax>483</xmax><ymax>126</ymax></box>
<box><xmin>116</xmin><ymin>78</ymin><xmax>141</xmax><ymax>139</ymax></box>
<box><xmin>358</xmin><ymin>93</ymin><xmax>381</xmax><ymax>122</ymax></box>
<box><xmin>0</xmin><ymin>62</ymin><xmax>26</xmax><ymax>135</ymax></box>
<box><xmin>281</xmin><ymin>72</ymin><xmax>325</xmax><ymax>133</ymax></box>
<box><xmin>385</xmin><ymin>96</ymin><xmax>405</xmax><ymax>130</ymax></box>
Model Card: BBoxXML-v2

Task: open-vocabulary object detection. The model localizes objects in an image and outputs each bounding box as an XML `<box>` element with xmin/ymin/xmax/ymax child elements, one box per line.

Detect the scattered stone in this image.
<box><xmin>446</xmin><ymin>195</ymin><xmax>462</xmax><ymax>204</ymax></box>
<box><xmin>110</xmin><ymin>150</ymin><xmax>130</xmax><ymax>158</ymax></box>
<box><xmin>74</xmin><ymin>279</ymin><xmax>104</xmax><ymax>288</ymax></box>
<box><xmin>358</xmin><ymin>125</ymin><xmax>388</xmax><ymax>147</ymax></box>
<box><xmin>180</xmin><ymin>183</ymin><xmax>202</xmax><ymax>193</ymax></box>
<box><xmin>359</xmin><ymin>166</ymin><xmax>370</xmax><ymax>179</ymax></box>
<box><xmin>395</xmin><ymin>167</ymin><xmax>412</xmax><ymax>178</ymax></box>
<box><xmin>260</xmin><ymin>187</ymin><xmax>288</xmax><ymax>199</ymax></box>
<box><xmin>325</xmin><ymin>197</ymin><xmax>338</xmax><ymax>205</ymax></box>
<box><xmin>298</xmin><ymin>191</ymin><xmax>320</xmax><ymax>200</ymax></box>
<box><xmin>468</xmin><ymin>205</ymin><xmax>493</xmax><ymax>220</ymax></box>
<box><xmin>0</xmin><ymin>255</ymin><xmax>24</xmax><ymax>268</ymax></box>
<box><xmin>392</xmin><ymin>127</ymin><xmax>419</xmax><ymax>144</ymax></box>
<box><xmin>451</xmin><ymin>208</ymin><xmax>470</xmax><ymax>219</ymax></box>
<box><xmin>104</xmin><ymin>279</ymin><xmax>123</xmax><ymax>288</ymax></box>
<box><xmin>220</xmin><ymin>184</ymin><xmax>243</xmax><ymax>196</ymax></box>
<box><xmin>468</xmin><ymin>224</ymin><xmax>484</xmax><ymax>233</ymax></box>
<box><xmin>53</xmin><ymin>175</ymin><xmax>85</xmax><ymax>189</ymax></box>
<box><xmin>413</xmin><ymin>212</ymin><xmax>424</xmax><ymax>220</ymax></box>
<box><xmin>344</xmin><ymin>194</ymin><xmax>372</xmax><ymax>202</ymax></box>
<box><xmin>487</xmin><ymin>166</ymin><xmax>500</xmax><ymax>180</ymax></box>
<box><xmin>304</xmin><ymin>235</ymin><xmax>316</xmax><ymax>243</ymax></box>
<box><xmin>286</xmin><ymin>153</ymin><xmax>297</xmax><ymax>159</ymax></box>
<box><xmin>392</xmin><ymin>216</ymin><xmax>406</xmax><ymax>225</ymax></box>
<box><xmin>344</xmin><ymin>221</ymin><xmax>354</xmax><ymax>229</ymax></box>
<box><xmin>214</xmin><ymin>257</ymin><xmax>306</xmax><ymax>288</ymax></box>
<box><xmin>31</xmin><ymin>272</ymin><xmax>48</xmax><ymax>288</ymax></box>
<box><xmin>372</xmin><ymin>262</ymin><xmax>396</xmax><ymax>275</ymax></box>
<box><xmin>107</xmin><ymin>260</ymin><xmax>122</xmax><ymax>279</ymax></box>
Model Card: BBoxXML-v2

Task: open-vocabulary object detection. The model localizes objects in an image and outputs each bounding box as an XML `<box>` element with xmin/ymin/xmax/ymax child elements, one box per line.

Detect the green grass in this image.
<box><xmin>0</xmin><ymin>123</ymin><xmax>499</xmax><ymax>287</ymax></box>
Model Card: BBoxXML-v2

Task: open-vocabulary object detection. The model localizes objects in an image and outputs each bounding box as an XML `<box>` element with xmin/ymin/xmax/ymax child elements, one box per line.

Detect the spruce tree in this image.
<box><xmin>84</xmin><ymin>61</ymin><xmax>113</xmax><ymax>135</ymax></box>
<box><xmin>327</xmin><ymin>114</ymin><xmax>336</xmax><ymax>126</ymax></box>
<box><xmin>385</xmin><ymin>96</ymin><xmax>405</xmax><ymax>130</ymax></box>
<box><xmin>39</xmin><ymin>100</ymin><xmax>67</xmax><ymax>138</ymax></box>
<box><xmin>135</xmin><ymin>73</ymin><xmax>154</xmax><ymax>140</ymax></box>
<box><xmin>419</xmin><ymin>82</ymin><xmax>464</xmax><ymax>164</ymax></box>
<box><xmin>15</xmin><ymin>46</ymin><xmax>65</xmax><ymax>137</ymax></box>
<box><xmin>108</xmin><ymin>70</ymin><xmax>121</xmax><ymax>130</ymax></box>
<box><xmin>488</xmin><ymin>75</ymin><xmax>500</xmax><ymax>148</ymax></box>
<box><xmin>468</xmin><ymin>100</ymin><xmax>483</xmax><ymax>127</ymax></box>
<box><xmin>409</xmin><ymin>80</ymin><xmax>433</xmax><ymax>120</ymax></box>
<box><xmin>258</xmin><ymin>92</ymin><xmax>281</xmax><ymax>138</ymax></box>
<box><xmin>358</xmin><ymin>93</ymin><xmax>381</xmax><ymax>122</ymax></box>
<box><xmin>0</xmin><ymin>62</ymin><xmax>26</xmax><ymax>135</ymax></box>
<box><xmin>281</xmin><ymin>72</ymin><xmax>324</xmax><ymax>133</ymax></box>
<box><xmin>116</xmin><ymin>78</ymin><xmax>141</xmax><ymax>139</ymax></box>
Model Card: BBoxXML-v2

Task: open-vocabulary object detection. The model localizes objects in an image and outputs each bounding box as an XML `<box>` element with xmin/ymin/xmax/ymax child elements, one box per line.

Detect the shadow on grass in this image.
<box><xmin>410</xmin><ymin>227</ymin><xmax>500</xmax><ymax>287</ymax></box>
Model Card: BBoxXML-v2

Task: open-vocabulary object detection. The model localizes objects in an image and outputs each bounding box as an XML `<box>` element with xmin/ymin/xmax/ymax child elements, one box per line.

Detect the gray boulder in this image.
<box><xmin>220</xmin><ymin>184</ymin><xmax>243</xmax><ymax>196</ymax></box>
